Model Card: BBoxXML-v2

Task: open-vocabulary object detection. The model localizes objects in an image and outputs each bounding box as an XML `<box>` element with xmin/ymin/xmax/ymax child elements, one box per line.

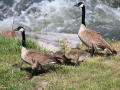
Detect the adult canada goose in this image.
<box><xmin>65</xmin><ymin>45</ymin><xmax>90</xmax><ymax>65</ymax></box>
<box><xmin>74</xmin><ymin>2</ymin><xmax>117</xmax><ymax>56</ymax></box>
<box><xmin>14</xmin><ymin>26</ymin><xmax>56</xmax><ymax>79</ymax></box>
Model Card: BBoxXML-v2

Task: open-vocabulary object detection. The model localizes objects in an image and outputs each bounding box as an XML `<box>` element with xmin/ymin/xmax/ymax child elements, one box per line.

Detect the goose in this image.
<box><xmin>53</xmin><ymin>51</ymin><xmax>65</xmax><ymax>64</ymax></box>
<box><xmin>65</xmin><ymin>45</ymin><xmax>90</xmax><ymax>65</ymax></box>
<box><xmin>74</xmin><ymin>2</ymin><xmax>117</xmax><ymax>56</ymax></box>
<box><xmin>14</xmin><ymin>26</ymin><xmax>56</xmax><ymax>79</ymax></box>
<box><xmin>48</xmin><ymin>50</ymin><xmax>69</xmax><ymax>64</ymax></box>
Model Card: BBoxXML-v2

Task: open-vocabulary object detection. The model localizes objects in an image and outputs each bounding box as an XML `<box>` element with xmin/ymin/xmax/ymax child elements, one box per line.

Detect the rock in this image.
<box><xmin>15</xmin><ymin>32</ymin><xmax>82</xmax><ymax>52</ymax></box>
<box><xmin>27</xmin><ymin>32</ymin><xmax>81</xmax><ymax>51</ymax></box>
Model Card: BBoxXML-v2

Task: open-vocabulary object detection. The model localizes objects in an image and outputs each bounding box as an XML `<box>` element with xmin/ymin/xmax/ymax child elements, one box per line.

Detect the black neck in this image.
<box><xmin>22</xmin><ymin>31</ymin><xmax>26</xmax><ymax>48</ymax></box>
<box><xmin>81</xmin><ymin>5</ymin><xmax>86</xmax><ymax>26</ymax></box>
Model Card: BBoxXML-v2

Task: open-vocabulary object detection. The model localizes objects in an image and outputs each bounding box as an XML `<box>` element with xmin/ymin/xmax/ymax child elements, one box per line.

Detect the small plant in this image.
<box><xmin>76</xmin><ymin>43</ymin><xmax>81</xmax><ymax>49</ymax></box>
<box><xmin>55</xmin><ymin>38</ymin><xmax>68</xmax><ymax>51</ymax></box>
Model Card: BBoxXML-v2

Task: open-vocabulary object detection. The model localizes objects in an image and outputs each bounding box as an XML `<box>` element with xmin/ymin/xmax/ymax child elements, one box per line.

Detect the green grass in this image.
<box><xmin>0</xmin><ymin>35</ymin><xmax>120</xmax><ymax>90</ymax></box>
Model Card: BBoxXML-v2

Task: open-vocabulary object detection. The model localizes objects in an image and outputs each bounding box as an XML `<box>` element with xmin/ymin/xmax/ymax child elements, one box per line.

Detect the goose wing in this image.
<box><xmin>26</xmin><ymin>50</ymin><xmax>55</xmax><ymax>64</ymax></box>
<box><xmin>79</xmin><ymin>28</ymin><xmax>110</xmax><ymax>49</ymax></box>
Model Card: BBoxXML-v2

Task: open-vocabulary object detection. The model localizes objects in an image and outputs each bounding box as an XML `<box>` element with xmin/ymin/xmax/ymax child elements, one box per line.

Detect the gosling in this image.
<box><xmin>65</xmin><ymin>45</ymin><xmax>90</xmax><ymax>65</ymax></box>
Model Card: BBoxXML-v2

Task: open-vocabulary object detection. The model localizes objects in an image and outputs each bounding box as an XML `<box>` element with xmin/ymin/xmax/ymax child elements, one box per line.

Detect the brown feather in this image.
<box><xmin>79</xmin><ymin>28</ymin><xmax>110</xmax><ymax>49</ymax></box>
<box><xmin>25</xmin><ymin>49</ymin><xmax>56</xmax><ymax>66</ymax></box>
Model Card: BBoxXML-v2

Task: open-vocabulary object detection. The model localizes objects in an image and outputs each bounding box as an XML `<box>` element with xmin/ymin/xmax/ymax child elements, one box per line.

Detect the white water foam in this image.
<box><xmin>0</xmin><ymin>0</ymin><xmax>120</xmax><ymax>39</ymax></box>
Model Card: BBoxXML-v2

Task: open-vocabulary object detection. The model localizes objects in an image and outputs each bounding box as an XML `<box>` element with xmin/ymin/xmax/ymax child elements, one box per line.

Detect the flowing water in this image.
<box><xmin>0</xmin><ymin>0</ymin><xmax>120</xmax><ymax>40</ymax></box>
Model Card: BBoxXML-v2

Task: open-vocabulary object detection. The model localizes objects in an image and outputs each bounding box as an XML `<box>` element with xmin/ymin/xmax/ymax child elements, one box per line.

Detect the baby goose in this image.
<box><xmin>65</xmin><ymin>45</ymin><xmax>90</xmax><ymax>65</ymax></box>
<box><xmin>47</xmin><ymin>51</ymin><xmax>65</xmax><ymax>64</ymax></box>
<box><xmin>54</xmin><ymin>50</ymin><xmax>69</xmax><ymax>64</ymax></box>
<box><xmin>14</xmin><ymin>26</ymin><xmax>56</xmax><ymax>79</ymax></box>
<box><xmin>74</xmin><ymin>2</ymin><xmax>117</xmax><ymax>56</ymax></box>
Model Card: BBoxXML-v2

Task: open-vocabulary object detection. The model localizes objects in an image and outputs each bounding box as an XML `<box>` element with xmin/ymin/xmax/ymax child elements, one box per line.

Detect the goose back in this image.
<box><xmin>22</xmin><ymin>48</ymin><xmax>56</xmax><ymax>65</ymax></box>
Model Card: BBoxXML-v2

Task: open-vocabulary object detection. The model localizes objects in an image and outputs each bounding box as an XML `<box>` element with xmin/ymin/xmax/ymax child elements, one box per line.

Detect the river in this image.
<box><xmin>0</xmin><ymin>0</ymin><xmax>120</xmax><ymax>40</ymax></box>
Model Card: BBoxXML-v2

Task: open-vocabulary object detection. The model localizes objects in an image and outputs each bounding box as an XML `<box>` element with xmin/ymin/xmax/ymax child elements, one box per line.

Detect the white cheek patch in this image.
<box><xmin>80</xmin><ymin>3</ymin><xmax>84</xmax><ymax>8</ymax></box>
<box><xmin>19</xmin><ymin>28</ymin><xmax>24</xmax><ymax>32</ymax></box>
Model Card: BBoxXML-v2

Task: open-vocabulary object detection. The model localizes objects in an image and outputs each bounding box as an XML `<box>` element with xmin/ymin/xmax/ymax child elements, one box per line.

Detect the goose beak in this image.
<box><xmin>74</xmin><ymin>4</ymin><xmax>79</xmax><ymax>7</ymax></box>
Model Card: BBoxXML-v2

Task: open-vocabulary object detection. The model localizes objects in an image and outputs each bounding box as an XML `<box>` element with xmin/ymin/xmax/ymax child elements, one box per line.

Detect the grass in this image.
<box><xmin>0</xmin><ymin>35</ymin><xmax>120</xmax><ymax>90</ymax></box>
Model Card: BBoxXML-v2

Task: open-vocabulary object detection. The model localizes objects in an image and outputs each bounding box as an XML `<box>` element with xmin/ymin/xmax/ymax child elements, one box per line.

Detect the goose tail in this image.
<box><xmin>111</xmin><ymin>49</ymin><xmax>117</xmax><ymax>55</ymax></box>
<box><xmin>108</xmin><ymin>47</ymin><xmax>117</xmax><ymax>55</ymax></box>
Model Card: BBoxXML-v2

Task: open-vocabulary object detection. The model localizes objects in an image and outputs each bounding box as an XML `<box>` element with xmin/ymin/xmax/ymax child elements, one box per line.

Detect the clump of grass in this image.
<box><xmin>0</xmin><ymin>35</ymin><xmax>46</xmax><ymax>55</ymax></box>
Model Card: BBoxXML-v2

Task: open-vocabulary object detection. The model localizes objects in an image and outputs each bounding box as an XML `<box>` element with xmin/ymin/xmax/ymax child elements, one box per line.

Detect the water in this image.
<box><xmin>0</xmin><ymin>0</ymin><xmax>120</xmax><ymax>40</ymax></box>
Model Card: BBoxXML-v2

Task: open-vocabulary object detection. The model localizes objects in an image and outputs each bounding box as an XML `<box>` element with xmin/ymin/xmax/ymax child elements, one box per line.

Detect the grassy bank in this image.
<box><xmin>0</xmin><ymin>35</ymin><xmax>120</xmax><ymax>90</ymax></box>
